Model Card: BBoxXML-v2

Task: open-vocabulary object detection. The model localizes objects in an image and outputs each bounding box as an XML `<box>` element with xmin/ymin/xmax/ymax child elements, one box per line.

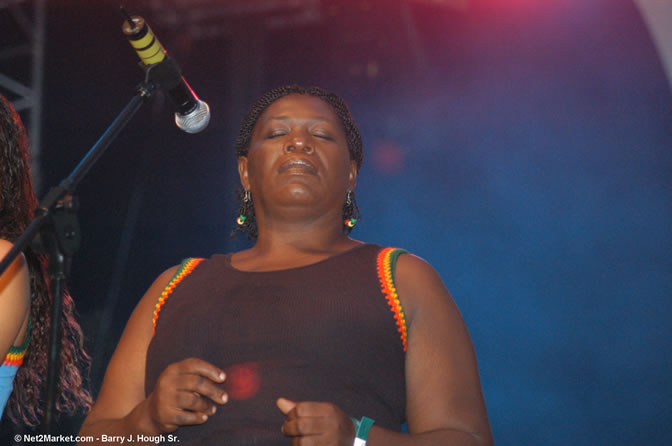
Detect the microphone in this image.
<box><xmin>121</xmin><ymin>9</ymin><xmax>210</xmax><ymax>134</ymax></box>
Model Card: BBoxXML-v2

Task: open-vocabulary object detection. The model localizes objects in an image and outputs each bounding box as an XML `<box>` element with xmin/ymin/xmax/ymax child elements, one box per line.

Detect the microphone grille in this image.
<box><xmin>175</xmin><ymin>100</ymin><xmax>211</xmax><ymax>134</ymax></box>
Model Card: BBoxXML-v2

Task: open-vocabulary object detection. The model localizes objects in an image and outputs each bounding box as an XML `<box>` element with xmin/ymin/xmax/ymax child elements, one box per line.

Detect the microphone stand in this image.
<box><xmin>0</xmin><ymin>65</ymin><xmax>169</xmax><ymax>437</ymax></box>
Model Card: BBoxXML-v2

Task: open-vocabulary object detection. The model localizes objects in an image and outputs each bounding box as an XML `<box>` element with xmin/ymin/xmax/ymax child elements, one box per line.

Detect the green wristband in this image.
<box><xmin>352</xmin><ymin>416</ymin><xmax>375</xmax><ymax>446</ymax></box>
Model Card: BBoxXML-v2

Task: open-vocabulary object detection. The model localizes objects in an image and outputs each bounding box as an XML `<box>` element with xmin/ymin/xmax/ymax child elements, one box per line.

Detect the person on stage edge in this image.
<box><xmin>79</xmin><ymin>85</ymin><xmax>493</xmax><ymax>445</ymax></box>
<box><xmin>0</xmin><ymin>95</ymin><xmax>92</xmax><ymax>425</ymax></box>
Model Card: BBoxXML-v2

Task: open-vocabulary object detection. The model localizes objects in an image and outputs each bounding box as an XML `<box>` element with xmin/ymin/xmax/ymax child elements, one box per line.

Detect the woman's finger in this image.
<box><xmin>175</xmin><ymin>357</ymin><xmax>227</xmax><ymax>383</ymax></box>
<box><xmin>174</xmin><ymin>390</ymin><xmax>217</xmax><ymax>413</ymax></box>
<box><xmin>177</xmin><ymin>373</ymin><xmax>228</xmax><ymax>405</ymax></box>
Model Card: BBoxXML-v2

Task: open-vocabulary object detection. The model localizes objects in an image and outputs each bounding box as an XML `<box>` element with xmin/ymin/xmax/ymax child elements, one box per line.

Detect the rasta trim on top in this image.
<box><xmin>152</xmin><ymin>258</ymin><xmax>204</xmax><ymax>336</ymax></box>
<box><xmin>151</xmin><ymin>249</ymin><xmax>410</xmax><ymax>354</ymax></box>
<box><xmin>376</xmin><ymin>247</ymin><xmax>409</xmax><ymax>352</ymax></box>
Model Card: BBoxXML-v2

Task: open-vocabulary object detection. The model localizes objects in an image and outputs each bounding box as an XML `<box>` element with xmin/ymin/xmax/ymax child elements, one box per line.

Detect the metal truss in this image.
<box><xmin>0</xmin><ymin>0</ymin><xmax>46</xmax><ymax>191</ymax></box>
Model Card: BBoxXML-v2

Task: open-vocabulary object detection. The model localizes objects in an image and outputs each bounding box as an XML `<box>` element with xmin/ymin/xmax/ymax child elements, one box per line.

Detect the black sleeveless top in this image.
<box><xmin>145</xmin><ymin>243</ymin><xmax>407</xmax><ymax>445</ymax></box>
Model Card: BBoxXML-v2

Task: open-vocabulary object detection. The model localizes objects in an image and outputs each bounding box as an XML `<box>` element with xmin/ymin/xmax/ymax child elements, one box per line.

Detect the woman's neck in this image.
<box><xmin>232</xmin><ymin>224</ymin><xmax>362</xmax><ymax>272</ymax></box>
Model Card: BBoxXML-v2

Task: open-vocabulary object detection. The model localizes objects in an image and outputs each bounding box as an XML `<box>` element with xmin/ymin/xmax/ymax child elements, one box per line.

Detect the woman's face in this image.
<box><xmin>238</xmin><ymin>94</ymin><xmax>357</xmax><ymax>216</ymax></box>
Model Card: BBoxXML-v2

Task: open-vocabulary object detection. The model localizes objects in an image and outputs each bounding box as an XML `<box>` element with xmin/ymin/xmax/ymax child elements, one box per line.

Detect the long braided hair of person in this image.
<box><xmin>231</xmin><ymin>85</ymin><xmax>363</xmax><ymax>240</ymax></box>
<box><xmin>0</xmin><ymin>95</ymin><xmax>93</xmax><ymax>425</ymax></box>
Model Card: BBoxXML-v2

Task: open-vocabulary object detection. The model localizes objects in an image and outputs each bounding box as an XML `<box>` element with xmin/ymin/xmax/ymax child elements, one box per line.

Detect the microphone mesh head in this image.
<box><xmin>175</xmin><ymin>100</ymin><xmax>211</xmax><ymax>134</ymax></box>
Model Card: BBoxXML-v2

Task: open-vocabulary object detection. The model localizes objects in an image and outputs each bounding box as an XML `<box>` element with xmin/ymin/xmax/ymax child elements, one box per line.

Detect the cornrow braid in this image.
<box><xmin>232</xmin><ymin>85</ymin><xmax>364</xmax><ymax>240</ymax></box>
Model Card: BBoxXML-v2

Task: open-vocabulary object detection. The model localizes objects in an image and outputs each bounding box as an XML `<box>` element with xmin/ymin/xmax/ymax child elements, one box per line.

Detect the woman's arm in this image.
<box><xmin>78</xmin><ymin>266</ymin><xmax>229</xmax><ymax>444</ymax></box>
<box><xmin>278</xmin><ymin>253</ymin><xmax>493</xmax><ymax>446</ymax></box>
<box><xmin>0</xmin><ymin>240</ymin><xmax>30</xmax><ymax>360</ymax></box>
<box><xmin>367</xmin><ymin>253</ymin><xmax>493</xmax><ymax>445</ymax></box>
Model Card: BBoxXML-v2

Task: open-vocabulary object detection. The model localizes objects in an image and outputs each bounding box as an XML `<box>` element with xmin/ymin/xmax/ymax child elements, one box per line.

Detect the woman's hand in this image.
<box><xmin>140</xmin><ymin>358</ymin><xmax>228</xmax><ymax>434</ymax></box>
<box><xmin>277</xmin><ymin>398</ymin><xmax>355</xmax><ymax>446</ymax></box>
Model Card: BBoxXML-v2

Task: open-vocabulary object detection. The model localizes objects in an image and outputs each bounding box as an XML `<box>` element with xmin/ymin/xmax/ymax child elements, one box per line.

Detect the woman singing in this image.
<box><xmin>80</xmin><ymin>85</ymin><xmax>492</xmax><ymax>446</ymax></box>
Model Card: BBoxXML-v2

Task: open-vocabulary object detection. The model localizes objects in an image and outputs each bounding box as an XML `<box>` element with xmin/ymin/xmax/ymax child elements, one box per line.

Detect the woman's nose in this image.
<box><xmin>284</xmin><ymin>135</ymin><xmax>314</xmax><ymax>154</ymax></box>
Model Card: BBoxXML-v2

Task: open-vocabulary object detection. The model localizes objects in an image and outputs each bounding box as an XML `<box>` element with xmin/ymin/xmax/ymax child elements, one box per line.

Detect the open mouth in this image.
<box><xmin>278</xmin><ymin>159</ymin><xmax>318</xmax><ymax>175</ymax></box>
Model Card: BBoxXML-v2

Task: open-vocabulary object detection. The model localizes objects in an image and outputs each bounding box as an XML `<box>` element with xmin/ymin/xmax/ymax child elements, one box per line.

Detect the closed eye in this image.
<box><xmin>267</xmin><ymin>130</ymin><xmax>288</xmax><ymax>138</ymax></box>
<box><xmin>313</xmin><ymin>133</ymin><xmax>333</xmax><ymax>140</ymax></box>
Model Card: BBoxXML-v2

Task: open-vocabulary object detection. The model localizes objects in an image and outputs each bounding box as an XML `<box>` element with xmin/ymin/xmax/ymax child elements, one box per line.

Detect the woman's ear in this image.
<box><xmin>238</xmin><ymin>156</ymin><xmax>250</xmax><ymax>190</ymax></box>
<box><xmin>348</xmin><ymin>160</ymin><xmax>358</xmax><ymax>190</ymax></box>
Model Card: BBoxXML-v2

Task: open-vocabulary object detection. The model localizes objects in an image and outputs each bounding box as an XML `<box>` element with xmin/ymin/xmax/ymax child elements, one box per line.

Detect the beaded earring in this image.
<box><xmin>231</xmin><ymin>189</ymin><xmax>258</xmax><ymax>240</ymax></box>
<box><xmin>342</xmin><ymin>191</ymin><xmax>361</xmax><ymax>232</ymax></box>
<box><xmin>237</xmin><ymin>190</ymin><xmax>251</xmax><ymax>226</ymax></box>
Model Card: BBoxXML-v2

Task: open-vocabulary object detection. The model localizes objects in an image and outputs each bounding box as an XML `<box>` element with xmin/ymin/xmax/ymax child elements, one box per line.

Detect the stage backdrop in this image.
<box><xmin>1</xmin><ymin>0</ymin><xmax>670</xmax><ymax>444</ymax></box>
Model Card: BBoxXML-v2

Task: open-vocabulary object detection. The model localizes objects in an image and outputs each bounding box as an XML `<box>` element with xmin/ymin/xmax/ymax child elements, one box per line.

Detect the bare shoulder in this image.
<box><xmin>0</xmin><ymin>238</ymin><xmax>29</xmax><ymax>292</ymax></box>
<box><xmin>104</xmin><ymin>263</ymin><xmax>182</xmax><ymax>366</ymax></box>
<box><xmin>142</xmin><ymin>265</ymin><xmax>181</xmax><ymax>303</ymax></box>
<box><xmin>394</xmin><ymin>252</ymin><xmax>457</xmax><ymax>324</ymax></box>
<box><xmin>0</xmin><ymin>238</ymin><xmax>28</xmax><ymax>267</ymax></box>
<box><xmin>0</xmin><ymin>238</ymin><xmax>17</xmax><ymax>256</ymax></box>
<box><xmin>108</xmin><ymin>263</ymin><xmax>182</xmax><ymax>357</ymax></box>
<box><xmin>132</xmin><ymin>264</ymin><xmax>182</xmax><ymax>323</ymax></box>
<box><xmin>395</xmin><ymin>252</ymin><xmax>445</xmax><ymax>289</ymax></box>
<box><xmin>0</xmin><ymin>238</ymin><xmax>11</xmax><ymax>251</ymax></box>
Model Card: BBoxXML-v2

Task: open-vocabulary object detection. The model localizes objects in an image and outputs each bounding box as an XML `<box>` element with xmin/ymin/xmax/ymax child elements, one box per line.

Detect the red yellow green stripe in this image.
<box><xmin>3</xmin><ymin>350</ymin><xmax>26</xmax><ymax>367</ymax></box>
<box><xmin>376</xmin><ymin>247</ymin><xmax>409</xmax><ymax>352</ymax></box>
<box><xmin>152</xmin><ymin>258</ymin><xmax>204</xmax><ymax>336</ymax></box>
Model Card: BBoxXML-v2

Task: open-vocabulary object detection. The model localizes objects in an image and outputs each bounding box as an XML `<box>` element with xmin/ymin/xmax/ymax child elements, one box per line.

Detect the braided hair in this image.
<box><xmin>0</xmin><ymin>95</ymin><xmax>93</xmax><ymax>425</ymax></box>
<box><xmin>232</xmin><ymin>85</ymin><xmax>363</xmax><ymax>240</ymax></box>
